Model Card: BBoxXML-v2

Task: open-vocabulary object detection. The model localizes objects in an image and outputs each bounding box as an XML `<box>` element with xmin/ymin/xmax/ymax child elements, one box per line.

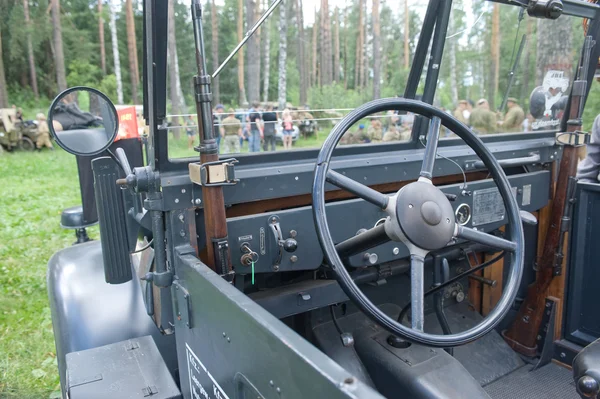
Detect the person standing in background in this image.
<box><xmin>500</xmin><ymin>98</ymin><xmax>525</xmax><ymax>132</ymax></box>
<box><xmin>281</xmin><ymin>109</ymin><xmax>294</xmax><ymax>150</ymax></box>
<box><xmin>262</xmin><ymin>105</ymin><xmax>277</xmax><ymax>151</ymax></box>
<box><xmin>36</xmin><ymin>113</ymin><xmax>54</xmax><ymax>151</ymax></box>
<box><xmin>213</xmin><ymin>104</ymin><xmax>225</xmax><ymax>153</ymax></box>
<box><xmin>247</xmin><ymin>102</ymin><xmax>262</xmax><ymax>152</ymax></box>
<box><xmin>221</xmin><ymin>108</ymin><xmax>243</xmax><ymax>154</ymax></box>
<box><xmin>453</xmin><ymin>100</ymin><xmax>469</xmax><ymax>125</ymax></box>
<box><xmin>469</xmin><ymin>99</ymin><xmax>497</xmax><ymax>134</ymax></box>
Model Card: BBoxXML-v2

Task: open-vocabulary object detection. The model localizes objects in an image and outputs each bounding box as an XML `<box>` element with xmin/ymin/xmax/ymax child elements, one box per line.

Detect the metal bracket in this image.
<box><xmin>173</xmin><ymin>279</ymin><xmax>192</xmax><ymax>329</ymax></box>
<box><xmin>533</xmin><ymin>297</ymin><xmax>558</xmax><ymax>370</ymax></box>
<box><xmin>556</xmin><ymin>130</ymin><xmax>590</xmax><ymax>146</ymax></box>
<box><xmin>268</xmin><ymin>215</ymin><xmax>284</xmax><ymax>269</ymax></box>
<box><xmin>189</xmin><ymin>158</ymin><xmax>239</xmax><ymax>186</ymax></box>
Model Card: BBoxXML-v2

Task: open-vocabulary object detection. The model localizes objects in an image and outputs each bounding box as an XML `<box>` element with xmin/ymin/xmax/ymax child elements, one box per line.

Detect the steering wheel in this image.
<box><xmin>312</xmin><ymin>98</ymin><xmax>524</xmax><ymax>347</ymax></box>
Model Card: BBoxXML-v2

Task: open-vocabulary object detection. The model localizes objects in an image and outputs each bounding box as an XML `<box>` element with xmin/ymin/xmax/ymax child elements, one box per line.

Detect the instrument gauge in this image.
<box><xmin>455</xmin><ymin>203</ymin><xmax>471</xmax><ymax>226</ymax></box>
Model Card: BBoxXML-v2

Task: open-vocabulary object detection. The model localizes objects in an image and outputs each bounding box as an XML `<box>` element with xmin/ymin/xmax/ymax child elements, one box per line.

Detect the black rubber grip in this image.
<box><xmin>92</xmin><ymin>157</ymin><xmax>132</xmax><ymax>284</ymax></box>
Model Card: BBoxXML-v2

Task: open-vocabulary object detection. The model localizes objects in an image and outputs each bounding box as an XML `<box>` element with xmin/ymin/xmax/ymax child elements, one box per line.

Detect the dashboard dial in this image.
<box><xmin>455</xmin><ymin>203</ymin><xmax>471</xmax><ymax>226</ymax></box>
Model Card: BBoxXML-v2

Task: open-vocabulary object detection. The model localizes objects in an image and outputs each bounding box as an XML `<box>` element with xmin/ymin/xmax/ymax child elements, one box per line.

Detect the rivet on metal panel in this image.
<box><xmin>194</xmin><ymin>198</ymin><xmax>202</xmax><ymax>205</ymax></box>
<box><xmin>175</xmin><ymin>198</ymin><xmax>180</xmax><ymax>203</ymax></box>
<box><xmin>181</xmin><ymin>188</ymin><xmax>186</xmax><ymax>194</ymax></box>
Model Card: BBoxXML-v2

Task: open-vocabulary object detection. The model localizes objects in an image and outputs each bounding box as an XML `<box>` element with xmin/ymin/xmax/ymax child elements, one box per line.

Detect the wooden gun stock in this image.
<box><xmin>502</xmin><ymin>144</ymin><xmax>579</xmax><ymax>356</ymax></box>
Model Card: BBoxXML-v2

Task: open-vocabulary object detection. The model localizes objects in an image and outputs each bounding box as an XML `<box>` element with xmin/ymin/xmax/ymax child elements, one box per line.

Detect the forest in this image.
<box><xmin>1</xmin><ymin>0</ymin><xmax>599</xmax><ymax>126</ymax></box>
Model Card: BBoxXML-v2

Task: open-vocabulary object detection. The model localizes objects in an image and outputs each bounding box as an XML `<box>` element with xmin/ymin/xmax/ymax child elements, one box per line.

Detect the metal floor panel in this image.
<box><xmin>484</xmin><ymin>363</ymin><xmax>577</xmax><ymax>399</ymax></box>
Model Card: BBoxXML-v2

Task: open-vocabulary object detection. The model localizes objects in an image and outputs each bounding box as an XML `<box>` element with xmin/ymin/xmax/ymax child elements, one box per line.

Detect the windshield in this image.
<box><xmin>166</xmin><ymin>1</ymin><xmax>586</xmax><ymax>160</ymax></box>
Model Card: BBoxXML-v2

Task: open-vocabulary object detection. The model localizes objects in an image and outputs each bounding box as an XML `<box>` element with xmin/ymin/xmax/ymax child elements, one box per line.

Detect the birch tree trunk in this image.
<box><xmin>361</xmin><ymin>0</ymin><xmax>367</xmax><ymax>89</ymax></box>
<box><xmin>372</xmin><ymin>0</ymin><xmax>380</xmax><ymax>99</ymax></box>
<box><xmin>295</xmin><ymin>0</ymin><xmax>307</xmax><ymax>104</ymax></box>
<box><xmin>277</xmin><ymin>0</ymin><xmax>288</xmax><ymax>110</ymax></box>
<box><xmin>237</xmin><ymin>0</ymin><xmax>247</xmax><ymax>105</ymax></box>
<box><xmin>98</xmin><ymin>0</ymin><xmax>106</xmax><ymax>75</ymax></box>
<box><xmin>125</xmin><ymin>0</ymin><xmax>139</xmax><ymax>104</ymax></box>
<box><xmin>333</xmin><ymin>6</ymin><xmax>340</xmax><ymax>83</ymax></box>
<box><xmin>23</xmin><ymin>0</ymin><xmax>39</xmax><ymax>99</ymax></box>
<box><xmin>168</xmin><ymin>0</ymin><xmax>181</xmax><ymax>139</ymax></box>
<box><xmin>211</xmin><ymin>0</ymin><xmax>220</xmax><ymax>104</ymax></box>
<box><xmin>0</xmin><ymin>29</ymin><xmax>8</xmax><ymax>108</ymax></box>
<box><xmin>320</xmin><ymin>0</ymin><xmax>332</xmax><ymax>86</ymax></box>
<box><xmin>109</xmin><ymin>2</ymin><xmax>123</xmax><ymax>104</ymax></box>
<box><xmin>51</xmin><ymin>0</ymin><xmax>67</xmax><ymax>92</ymax></box>
<box><xmin>246</xmin><ymin>0</ymin><xmax>260</xmax><ymax>103</ymax></box>
<box><xmin>262</xmin><ymin>0</ymin><xmax>270</xmax><ymax>103</ymax></box>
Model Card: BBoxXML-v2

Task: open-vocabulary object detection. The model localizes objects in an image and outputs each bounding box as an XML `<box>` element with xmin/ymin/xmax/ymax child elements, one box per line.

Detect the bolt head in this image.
<box><xmin>194</xmin><ymin>198</ymin><xmax>202</xmax><ymax>205</ymax></box>
<box><xmin>393</xmin><ymin>247</ymin><xmax>400</xmax><ymax>255</ymax></box>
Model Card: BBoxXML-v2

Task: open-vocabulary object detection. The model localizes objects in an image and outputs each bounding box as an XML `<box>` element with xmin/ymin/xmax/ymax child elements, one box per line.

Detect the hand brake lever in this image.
<box><xmin>519</xmin><ymin>210</ymin><xmax>537</xmax><ymax>226</ymax></box>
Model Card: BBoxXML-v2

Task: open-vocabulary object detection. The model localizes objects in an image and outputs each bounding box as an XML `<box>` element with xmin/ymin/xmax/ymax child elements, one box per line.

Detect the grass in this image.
<box><xmin>0</xmin><ymin>132</ymin><xmax>322</xmax><ymax>399</ymax></box>
<box><xmin>0</xmin><ymin>147</ymin><xmax>97</xmax><ymax>399</ymax></box>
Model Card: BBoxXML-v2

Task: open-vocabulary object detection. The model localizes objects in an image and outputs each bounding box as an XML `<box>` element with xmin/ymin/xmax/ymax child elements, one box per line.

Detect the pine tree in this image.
<box><xmin>51</xmin><ymin>0</ymin><xmax>67</xmax><ymax>92</ymax></box>
<box><xmin>0</xmin><ymin>28</ymin><xmax>8</xmax><ymax>108</ymax></box>
<box><xmin>277</xmin><ymin>0</ymin><xmax>288</xmax><ymax>110</ymax></box>
<box><xmin>490</xmin><ymin>3</ymin><xmax>500</xmax><ymax>109</ymax></box>
<box><xmin>403</xmin><ymin>0</ymin><xmax>409</xmax><ymax>69</ymax></box>
<box><xmin>295</xmin><ymin>0</ymin><xmax>307</xmax><ymax>104</ymax></box>
<box><xmin>23</xmin><ymin>0</ymin><xmax>39</xmax><ymax>99</ymax></box>
<box><xmin>98</xmin><ymin>0</ymin><xmax>106</xmax><ymax>75</ymax></box>
<box><xmin>261</xmin><ymin>0</ymin><xmax>270</xmax><ymax>103</ymax></box>
<box><xmin>125</xmin><ymin>0</ymin><xmax>139</xmax><ymax>104</ymax></box>
<box><xmin>311</xmin><ymin>7</ymin><xmax>318</xmax><ymax>87</ymax></box>
<box><xmin>333</xmin><ymin>6</ymin><xmax>340</xmax><ymax>83</ymax></box>
<box><xmin>246</xmin><ymin>0</ymin><xmax>260</xmax><ymax>103</ymax></box>
<box><xmin>237</xmin><ymin>0</ymin><xmax>247</xmax><ymax>106</ymax></box>
<box><xmin>320</xmin><ymin>0</ymin><xmax>332</xmax><ymax>86</ymax></box>
<box><xmin>372</xmin><ymin>0</ymin><xmax>381</xmax><ymax>99</ymax></box>
<box><xmin>211</xmin><ymin>0</ymin><xmax>220</xmax><ymax>104</ymax></box>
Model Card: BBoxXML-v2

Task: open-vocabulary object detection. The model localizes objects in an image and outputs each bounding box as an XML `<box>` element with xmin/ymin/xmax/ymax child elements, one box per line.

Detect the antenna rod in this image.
<box><xmin>212</xmin><ymin>0</ymin><xmax>284</xmax><ymax>78</ymax></box>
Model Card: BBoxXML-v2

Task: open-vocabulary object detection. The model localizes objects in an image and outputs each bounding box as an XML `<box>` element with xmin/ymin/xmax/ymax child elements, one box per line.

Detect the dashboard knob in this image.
<box><xmin>283</xmin><ymin>238</ymin><xmax>298</xmax><ymax>253</ymax></box>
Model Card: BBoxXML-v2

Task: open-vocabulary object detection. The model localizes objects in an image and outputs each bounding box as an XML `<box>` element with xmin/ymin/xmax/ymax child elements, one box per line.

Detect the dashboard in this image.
<box><xmin>224</xmin><ymin>170</ymin><xmax>550</xmax><ymax>275</ymax></box>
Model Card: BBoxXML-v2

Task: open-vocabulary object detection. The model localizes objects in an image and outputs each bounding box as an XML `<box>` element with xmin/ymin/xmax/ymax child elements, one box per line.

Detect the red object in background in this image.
<box><xmin>115</xmin><ymin>106</ymin><xmax>139</xmax><ymax>141</ymax></box>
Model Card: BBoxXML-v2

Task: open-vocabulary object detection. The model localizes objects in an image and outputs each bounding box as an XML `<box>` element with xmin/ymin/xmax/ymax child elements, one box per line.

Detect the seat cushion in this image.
<box><xmin>60</xmin><ymin>206</ymin><xmax>97</xmax><ymax>229</ymax></box>
<box><xmin>573</xmin><ymin>338</ymin><xmax>600</xmax><ymax>397</ymax></box>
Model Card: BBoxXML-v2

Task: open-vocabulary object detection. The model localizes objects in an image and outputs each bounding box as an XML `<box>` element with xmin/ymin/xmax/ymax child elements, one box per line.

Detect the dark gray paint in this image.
<box><xmin>47</xmin><ymin>241</ymin><xmax>177</xmax><ymax>397</ymax></box>
<box><xmin>565</xmin><ymin>182</ymin><xmax>600</xmax><ymax>346</ymax></box>
<box><xmin>226</xmin><ymin>170</ymin><xmax>550</xmax><ymax>274</ymax></box>
<box><xmin>160</xmin><ymin>136</ymin><xmax>558</xmax><ymax>212</ymax></box>
<box><xmin>172</xmin><ymin>253</ymin><xmax>384</xmax><ymax>399</ymax></box>
<box><xmin>66</xmin><ymin>335</ymin><xmax>181</xmax><ymax>399</ymax></box>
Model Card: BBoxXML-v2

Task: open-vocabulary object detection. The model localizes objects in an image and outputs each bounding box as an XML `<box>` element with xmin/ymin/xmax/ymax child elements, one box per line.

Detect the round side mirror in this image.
<box><xmin>48</xmin><ymin>86</ymin><xmax>118</xmax><ymax>156</ymax></box>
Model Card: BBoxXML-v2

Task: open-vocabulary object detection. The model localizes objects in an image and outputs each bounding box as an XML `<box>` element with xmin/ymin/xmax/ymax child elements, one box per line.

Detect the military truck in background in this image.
<box><xmin>0</xmin><ymin>108</ymin><xmax>39</xmax><ymax>151</ymax></box>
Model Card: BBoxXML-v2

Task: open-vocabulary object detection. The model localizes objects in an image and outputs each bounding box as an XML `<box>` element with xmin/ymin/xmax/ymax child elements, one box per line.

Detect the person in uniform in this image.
<box><xmin>36</xmin><ymin>113</ymin><xmax>53</xmax><ymax>151</ymax></box>
<box><xmin>501</xmin><ymin>97</ymin><xmax>525</xmax><ymax>133</ymax></box>
<box><xmin>453</xmin><ymin>100</ymin><xmax>469</xmax><ymax>125</ymax></box>
<box><xmin>262</xmin><ymin>105</ymin><xmax>277</xmax><ymax>151</ymax></box>
<box><xmin>213</xmin><ymin>104</ymin><xmax>225</xmax><ymax>153</ymax></box>
<box><xmin>382</xmin><ymin>125</ymin><xmax>401</xmax><ymax>142</ymax></box>
<box><xmin>469</xmin><ymin>99</ymin><xmax>497</xmax><ymax>134</ymax></box>
<box><xmin>367</xmin><ymin>117</ymin><xmax>383</xmax><ymax>142</ymax></box>
<box><xmin>221</xmin><ymin>109</ymin><xmax>242</xmax><ymax>154</ymax></box>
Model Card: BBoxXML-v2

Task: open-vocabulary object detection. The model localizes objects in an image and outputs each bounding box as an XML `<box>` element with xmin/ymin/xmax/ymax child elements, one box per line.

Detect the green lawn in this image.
<box><xmin>0</xmin><ymin>147</ymin><xmax>93</xmax><ymax>398</ymax></box>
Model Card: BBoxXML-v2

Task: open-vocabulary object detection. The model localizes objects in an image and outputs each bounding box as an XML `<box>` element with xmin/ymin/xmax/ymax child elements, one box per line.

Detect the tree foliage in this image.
<box><xmin>1</xmin><ymin>0</ymin><xmax>598</xmax><ymax>125</ymax></box>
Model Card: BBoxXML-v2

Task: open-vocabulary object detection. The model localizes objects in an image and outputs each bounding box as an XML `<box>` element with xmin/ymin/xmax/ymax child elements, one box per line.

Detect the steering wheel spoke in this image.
<box><xmin>410</xmin><ymin>253</ymin><xmax>427</xmax><ymax>331</ymax></box>
<box><xmin>419</xmin><ymin>117</ymin><xmax>442</xmax><ymax>180</ymax></box>
<box><xmin>335</xmin><ymin>223</ymin><xmax>391</xmax><ymax>258</ymax></box>
<box><xmin>455</xmin><ymin>225</ymin><xmax>517</xmax><ymax>253</ymax></box>
<box><xmin>326</xmin><ymin>169</ymin><xmax>389</xmax><ymax>209</ymax></box>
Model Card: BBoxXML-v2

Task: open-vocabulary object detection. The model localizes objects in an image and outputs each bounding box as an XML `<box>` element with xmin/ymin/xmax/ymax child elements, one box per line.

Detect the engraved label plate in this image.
<box><xmin>472</xmin><ymin>187</ymin><xmax>506</xmax><ymax>226</ymax></box>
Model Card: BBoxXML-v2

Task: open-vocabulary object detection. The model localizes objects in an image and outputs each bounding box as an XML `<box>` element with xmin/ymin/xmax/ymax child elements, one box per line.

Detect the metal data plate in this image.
<box><xmin>472</xmin><ymin>187</ymin><xmax>506</xmax><ymax>226</ymax></box>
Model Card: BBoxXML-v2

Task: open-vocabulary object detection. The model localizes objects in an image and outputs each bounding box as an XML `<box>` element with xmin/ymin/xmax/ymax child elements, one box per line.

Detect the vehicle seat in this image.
<box><xmin>573</xmin><ymin>338</ymin><xmax>600</xmax><ymax>398</ymax></box>
<box><xmin>61</xmin><ymin>138</ymin><xmax>143</xmax><ymax>245</ymax></box>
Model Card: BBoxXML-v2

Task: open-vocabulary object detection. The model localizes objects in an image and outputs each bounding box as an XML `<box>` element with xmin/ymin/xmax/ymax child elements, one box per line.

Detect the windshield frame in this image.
<box><xmin>143</xmin><ymin>0</ymin><xmax>600</xmax><ymax>174</ymax></box>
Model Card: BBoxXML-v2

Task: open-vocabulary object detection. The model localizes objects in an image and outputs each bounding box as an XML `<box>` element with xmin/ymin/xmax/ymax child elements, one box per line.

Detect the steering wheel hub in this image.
<box><xmin>395</xmin><ymin>181</ymin><xmax>455</xmax><ymax>251</ymax></box>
